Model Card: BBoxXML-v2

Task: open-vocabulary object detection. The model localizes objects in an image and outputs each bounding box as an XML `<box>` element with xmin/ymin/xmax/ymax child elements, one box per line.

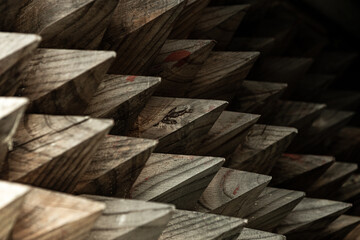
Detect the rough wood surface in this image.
<box><xmin>0</xmin><ymin>32</ymin><xmax>41</xmax><ymax>96</ymax></box>
<box><xmin>16</xmin><ymin>49</ymin><xmax>115</xmax><ymax>115</ymax></box>
<box><xmin>131</xmin><ymin>154</ymin><xmax>224</xmax><ymax>210</ymax></box>
<box><xmin>84</xmin><ymin>75</ymin><xmax>161</xmax><ymax>134</ymax></box>
<box><xmin>316</xmin><ymin>215</ymin><xmax>360</xmax><ymax>240</ymax></box>
<box><xmin>229</xmin><ymin>37</ymin><xmax>275</xmax><ymax>55</ymax></box>
<box><xmin>333</xmin><ymin>174</ymin><xmax>360</xmax><ymax>202</ymax></box>
<box><xmin>74</xmin><ymin>135</ymin><xmax>158</xmax><ymax>198</ymax></box>
<box><xmin>83</xmin><ymin>195</ymin><xmax>175</xmax><ymax>240</ymax></box>
<box><xmin>196</xmin><ymin>167</ymin><xmax>271</xmax><ymax>218</ymax></box>
<box><xmin>0</xmin><ymin>0</ymin><xmax>27</xmax><ymax>31</ymax></box>
<box><xmin>238</xmin><ymin>228</ymin><xmax>285</xmax><ymax>240</ymax></box>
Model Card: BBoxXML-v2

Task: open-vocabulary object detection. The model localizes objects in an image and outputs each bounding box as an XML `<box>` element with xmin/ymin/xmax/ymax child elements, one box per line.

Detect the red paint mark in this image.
<box><xmin>144</xmin><ymin>177</ymin><xmax>149</xmax><ymax>182</ymax></box>
<box><xmin>126</xmin><ymin>76</ymin><xmax>137</xmax><ymax>82</ymax></box>
<box><xmin>164</xmin><ymin>50</ymin><xmax>191</xmax><ymax>68</ymax></box>
<box><xmin>233</xmin><ymin>186</ymin><xmax>240</xmax><ymax>195</ymax></box>
<box><xmin>283</xmin><ymin>153</ymin><xmax>302</xmax><ymax>160</ymax></box>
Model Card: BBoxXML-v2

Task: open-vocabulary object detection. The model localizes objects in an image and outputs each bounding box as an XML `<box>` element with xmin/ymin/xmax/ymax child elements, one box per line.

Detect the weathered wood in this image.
<box><xmin>84</xmin><ymin>75</ymin><xmax>161</xmax><ymax>134</ymax></box>
<box><xmin>0</xmin><ymin>32</ymin><xmax>41</xmax><ymax>96</ymax></box>
<box><xmin>0</xmin><ymin>0</ymin><xmax>28</xmax><ymax>31</ymax></box>
<box><xmin>74</xmin><ymin>135</ymin><xmax>158</xmax><ymax>198</ymax></box>
<box><xmin>195</xmin><ymin>167</ymin><xmax>272</xmax><ymax>218</ymax></box>
<box><xmin>83</xmin><ymin>195</ymin><xmax>175</xmax><ymax>240</ymax></box>
<box><xmin>245</xmin><ymin>187</ymin><xmax>305</xmax><ymax>231</ymax></box>
<box><xmin>190</xmin><ymin>5</ymin><xmax>250</xmax><ymax>50</ymax></box>
<box><xmin>345</xmin><ymin>222</ymin><xmax>360</xmax><ymax>240</ymax></box>
<box><xmin>150</xmin><ymin>39</ymin><xmax>215</xmax><ymax>97</ymax></box>
<box><xmin>129</xmin><ymin>97</ymin><xmax>228</xmax><ymax>154</ymax></box>
<box><xmin>238</xmin><ymin>228</ymin><xmax>285</xmax><ymax>240</ymax></box>
<box><xmin>270</xmin><ymin>154</ymin><xmax>335</xmax><ymax>190</ymax></box>
<box><xmin>316</xmin><ymin>215</ymin><xmax>360</xmax><ymax>240</ymax></box>
<box><xmin>333</xmin><ymin>174</ymin><xmax>360</xmax><ymax>202</ymax></box>
<box><xmin>131</xmin><ymin>154</ymin><xmax>224</xmax><ymax>209</ymax></box>
<box><xmin>226</xmin><ymin>125</ymin><xmax>298</xmax><ymax>174</ymax></box>
<box><xmin>276</xmin><ymin>198</ymin><xmax>352</xmax><ymax>240</ymax></box>
<box><xmin>159</xmin><ymin>209</ymin><xmax>247</xmax><ymax>240</ymax></box>
<box><xmin>12</xmin><ymin>188</ymin><xmax>105</xmax><ymax>240</ymax></box>
<box><xmin>3</xmin><ymin>114</ymin><xmax>113</xmax><ymax>192</ymax></box>
<box><xmin>16</xmin><ymin>49</ymin><xmax>115</xmax><ymax>115</ymax></box>
<box><xmin>101</xmin><ymin>0</ymin><xmax>186</xmax><ymax>75</ymax></box>
<box><xmin>228</xmin><ymin>37</ymin><xmax>275</xmax><ymax>55</ymax></box>
<box><xmin>0</xmin><ymin>181</ymin><xmax>30</xmax><ymax>240</ymax></box>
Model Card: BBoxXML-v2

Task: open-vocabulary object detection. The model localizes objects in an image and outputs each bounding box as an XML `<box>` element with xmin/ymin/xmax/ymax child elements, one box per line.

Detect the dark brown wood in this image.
<box><xmin>238</xmin><ymin>228</ymin><xmax>285</xmax><ymax>240</ymax></box>
<box><xmin>0</xmin><ymin>0</ymin><xmax>27</xmax><ymax>31</ymax></box>
<box><xmin>316</xmin><ymin>215</ymin><xmax>360</xmax><ymax>240</ymax></box>
<box><xmin>315</xmin><ymin>90</ymin><xmax>360</xmax><ymax>111</ymax></box>
<box><xmin>333</xmin><ymin>174</ymin><xmax>360</xmax><ymax>202</ymax></box>
<box><xmin>311</xmin><ymin>51</ymin><xmax>358</xmax><ymax>76</ymax></box>
<box><xmin>228</xmin><ymin>37</ymin><xmax>275</xmax><ymax>55</ymax></box>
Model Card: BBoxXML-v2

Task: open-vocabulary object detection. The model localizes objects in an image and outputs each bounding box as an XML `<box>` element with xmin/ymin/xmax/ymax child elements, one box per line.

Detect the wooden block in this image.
<box><xmin>131</xmin><ymin>154</ymin><xmax>224</xmax><ymax>210</ymax></box>
<box><xmin>315</xmin><ymin>90</ymin><xmax>360</xmax><ymax>111</ymax></box>
<box><xmin>83</xmin><ymin>195</ymin><xmax>175</xmax><ymax>240</ymax></box>
<box><xmin>306</xmin><ymin>162</ymin><xmax>358</xmax><ymax>198</ymax></box>
<box><xmin>196</xmin><ymin>167</ymin><xmax>272</xmax><ymax>218</ymax></box>
<box><xmin>129</xmin><ymin>97</ymin><xmax>228</xmax><ymax>154</ymax></box>
<box><xmin>151</xmin><ymin>39</ymin><xmax>215</xmax><ymax>97</ymax></box>
<box><xmin>227</xmin><ymin>125</ymin><xmax>298</xmax><ymax>174</ymax></box>
<box><xmin>187</xmin><ymin>52</ymin><xmax>260</xmax><ymax>99</ymax></box>
<box><xmin>84</xmin><ymin>75</ymin><xmax>161</xmax><ymax>134</ymax></box>
<box><xmin>311</xmin><ymin>51</ymin><xmax>358</xmax><ymax>76</ymax></box>
<box><xmin>101</xmin><ymin>0</ymin><xmax>186</xmax><ymax>75</ymax></box>
<box><xmin>270</xmin><ymin>154</ymin><xmax>335</xmax><ymax>190</ymax></box>
<box><xmin>228</xmin><ymin>37</ymin><xmax>275</xmax><ymax>55</ymax></box>
<box><xmin>0</xmin><ymin>32</ymin><xmax>41</xmax><ymax>96</ymax></box>
<box><xmin>0</xmin><ymin>181</ymin><xmax>30</xmax><ymax>240</ymax></box>
<box><xmin>11</xmin><ymin>188</ymin><xmax>105</xmax><ymax>240</ymax></box>
<box><xmin>276</xmin><ymin>198</ymin><xmax>352</xmax><ymax>240</ymax></box>
<box><xmin>238</xmin><ymin>228</ymin><xmax>285</xmax><ymax>240</ymax></box>
<box><xmin>74</xmin><ymin>135</ymin><xmax>158</xmax><ymax>198</ymax></box>
<box><xmin>4</xmin><ymin>114</ymin><xmax>113</xmax><ymax>193</ymax></box>
<box><xmin>0</xmin><ymin>0</ymin><xmax>27</xmax><ymax>31</ymax></box>
<box><xmin>194</xmin><ymin>111</ymin><xmax>260</xmax><ymax>157</ymax></box>
<box><xmin>16</xmin><ymin>49</ymin><xmax>115</xmax><ymax>115</ymax></box>
<box><xmin>316</xmin><ymin>215</ymin><xmax>360</xmax><ymax>240</ymax></box>
<box><xmin>245</xmin><ymin>187</ymin><xmax>305</xmax><ymax>231</ymax></box>
<box><xmin>159</xmin><ymin>209</ymin><xmax>247</xmax><ymax>240</ymax></box>
<box><xmin>333</xmin><ymin>174</ymin><xmax>360</xmax><ymax>202</ymax></box>
<box><xmin>169</xmin><ymin>0</ymin><xmax>211</xmax><ymax>39</ymax></box>
<box><xmin>190</xmin><ymin>5</ymin><xmax>250</xmax><ymax>50</ymax></box>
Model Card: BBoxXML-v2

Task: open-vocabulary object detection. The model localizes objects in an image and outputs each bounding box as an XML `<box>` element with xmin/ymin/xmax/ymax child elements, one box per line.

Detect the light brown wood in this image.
<box><xmin>333</xmin><ymin>174</ymin><xmax>360</xmax><ymax>202</ymax></box>
<box><xmin>101</xmin><ymin>0</ymin><xmax>186</xmax><ymax>75</ymax></box>
<box><xmin>74</xmin><ymin>135</ymin><xmax>158</xmax><ymax>198</ymax></box>
<box><xmin>195</xmin><ymin>167</ymin><xmax>272</xmax><ymax>218</ymax></box>
<box><xmin>3</xmin><ymin>114</ymin><xmax>113</xmax><ymax>193</ymax></box>
<box><xmin>316</xmin><ymin>215</ymin><xmax>360</xmax><ymax>240</ymax></box>
<box><xmin>238</xmin><ymin>228</ymin><xmax>285</xmax><ymax>240</ymax></box>
<box><xmin>83</xmin><ymin>195</ymin><xmax>175</xmax><ymax>240</ymax></box>
<box><xmin>0</xmin><ymin>32</ymin><xmax>41</xmax><ymax>96</ymax></box>
<box><xmin>229</xmin><ymin>37</ymin><xmax>275</xmax><ymax>55</ymax></box>
<box><xmin>16</xmin><ymin>49</ymin><xmax>115</xmax><ymax>115</ymax></box>
<box><xmin>131</xmin><ymin>154</ymin><xmax>224</xmax><ymax>210</ymax></box>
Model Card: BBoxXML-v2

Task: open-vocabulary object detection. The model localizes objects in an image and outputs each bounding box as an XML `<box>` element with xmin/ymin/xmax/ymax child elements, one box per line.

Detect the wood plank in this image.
<box><xmin>131</xmin><ymin>154</ymin><xmax>224</xmax><ymax>210</ymax></box>
<box><xmin>316</xmin><ymin>215</ymin><xmax>360</xmax><ymax>240</ymax></box>
<box><xmin>0</xmin><ymin>181</ymin><xmax>30</xmax><ymax>240</ymax></box>
<box><xmin>16</xmin><ymin>49</ymin><xmax>115</xmax><ymax>115</ymax></box>
<box><xmin>159</xmin><ymin>209</ymin><xmax>247</xmax><ymax>240</ymax></box>
<box><xmin>12</xmin><ymin>0</ymin><xmax>118</xmax><ymax>49</ymax></box>
<box><xmin>3</xmin><ymin>114</ymin><xmax>113</xmax><ymax>193</ymax></box>
<box><xmin>226</xmin><ymin>125</ymin><xmax>298</xmax><ymax>174</ymax></box>
<box><xmin>150</xmin><ymin>39</ymin><xmax>215</xmax><ymax>97</ymax></box>
<box><xmin>333</xmin><ymin>174</ymin><xmax>360</xmax><ymax>202</ymax></box>
<box><xmin>11</xmin><ymin>188</ymin><xmax>105</xmax><ymax>240</ymax></box>
<box><xmin>245</xmin><ymin>187</ymin><xmax>305</xmax><ymax>231</ymax></box>
<box><xmin>229</xmin><ymin>37</ymin><xmax>275</xmax><ymax>55</ymax></box>
<box><xmin>238</xmin><ymin>228</ymin><xmax>285</xmax><ymax>240</ymax></box>
<box><xmin>84</xmin><ymin>75</ymin><xmax>161</xmax><ymax>134</ymax></box>
<box><xmin>0</xmin><ymin>0</ymin><xmax>27</xmax><ymax>31</ymax></box>
<box><xmin>0</xmin><ymin>32</ymin><xmax>40</xmax><ymax>96</ymax></box>
<box><xmin>83</xmin><ymin>195</ymin><xmax>175</xmax><ymax>240</ymax></box>
<box><xmin>195</xmin><ymin>167</ymin><xmax>272</xmax><ymax>218</ymax></box>
<box><xmin>101</xmin><ymin>0</ymin><xmax>186</xmax><ymax>75</ymax></box>
<box><xmin>128</xmin><ymin>97</ymin><xmax>228</xmax><ymax>154</ymax></box>
<box><xmin>74</xmin><ymin>135</ymin><xmax>158</xmax><ymax>198</ymax></box>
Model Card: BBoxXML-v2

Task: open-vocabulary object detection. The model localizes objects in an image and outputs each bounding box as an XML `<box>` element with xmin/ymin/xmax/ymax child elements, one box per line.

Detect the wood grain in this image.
<box><xmin>131</xmin><ymin>154</ymin><xmax>224</xmax><ymax>210</ymax></box>
<box><xmin>16</xmin><ymin>49</ymin><xmax>115</xmax><ymax>115</ymax></box>
<box><xmin>316</xmin><ymin>215</ymin><xmax>360</xmax><ymax>240</ymax></box>
<box><xmin>333</xmin><ymin>174</ymin><xmax>360</xmax><ymax>202</ymax></box>
<box><xmin>0</xmin><ymin>0</ymin><xmax>27</xmax><ymax>31</ymax></box>
<box><xmin>229</xmin><ymin>37</ymin><xmax>275</xmax><ymax>55</ymax></box>
<box><xmin>238</xmin><ymin>228</ymin><xmax>285</xmax><ymax>240</ymax></box>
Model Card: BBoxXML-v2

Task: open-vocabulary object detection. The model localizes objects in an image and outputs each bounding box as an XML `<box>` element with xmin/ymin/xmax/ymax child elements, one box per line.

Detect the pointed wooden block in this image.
<box><xmin>316</xmin><ymin>215</ymin><xmax>360</xmax><ymax>240</ymax></box>
<box><xmin>129</xmin><ymin>97</ymin><xmax>228</xmax><ymax>154</ymax></box>
<box><xmin>131</xmin><ymin>154</ymin><xmax>224</xmax><ymax>210</ymax></box>
<box><xmin>238</xmin><ymin>228</ymin><xmax>285</xmax><ymax>240</ymax></box>
<box><xmin>333</xmin><ymin>174</ymin><xmax>360</xmax><ymax>202</ymax></box>
<box><xmin>311</xmin><ymin>51</ymin><xmax>358</xmax><ymax>76</ymax></box>
<box><xmin>74</xmin><ymin>135</ymin><xmax>158</xmax><ymax>198</ymax></box>
<box><xmin>245</xmin><ymin>187</ymin><xmax>305</xmax><ymax>232</ymax></box>
<box><xmin>306</xmin><ymin>162</ymin><xmax>358</xmax><ymax>198</ymax></box>
<box><xmin>327</xmin><ymin>127</ymin><xmax>360</xmax><ymax>163</ymax></box>
<box><xmin>228</xmin><ymin>37</ymin><xmax>275</xmax><ymax>55</ymax></box>
<box><xmin>169</xmin><ymin>0</ymin><xmax>211</xmax><ymax>39</ymax></box>
<box><xmin>194</xmin><ymin>111</ymin><xmax>260</xmax><ymax>157</ymax></box>
<box><xmin>227</xmin><ymin>125</ymin><xmax>298</xmax><ymax>174</ymax></box>
<box><xmin>16</xmin><ymin>49</ymin><xmax>115</xmax><ymax>115</ymax></box>
<box><xmin>196</xmin><ymin>168</ymin><xmax>272</xmax><ymax>218</ymax></box>
<box><xmin>3</xmin><ymin>114</ymin><xmax>113</xmax><ymax>193</ymax></box>
<box><xmin>101</xmin><ymin>0</ymin><xmax>186</xmax><ymax>75</ymax></box>
<box><xmin>151</xmin><ymin>39</ymin><xmax>215</xmax><ymax>97</ymax></box>
<box><xmin>276</xmin><ymin>198</ymin><xmax>352</xmax><ymax>240</ymax></box>
<box><xmin>159</xmin><ymin>209</ymin><xmax>247</xmax><ymax>240</ymax></box>
<box><xmin>316</xmin><ymin>90</ymin><xmax>360</xmax><ymax>111</ymax></box>
<box><xmin>13</xmin><ymin>0</ymin><xmax>118</xmax><ymax>49</ymax></box>
<box><xmin>190</xmin><ymin>5</ymin><xmax>250</xmax><ymax>50</ymax></box>
<box><xmin>187</xmin><ymin>52</ymin><xmax>260</xmax><ymax>99</ymax></box>
<box><xmin>270</xmin><ymin>154</ymin><xmax>335</xmax><ymax>190</ymax></box>
<box><xmin>11</xmin><ymin>188</ymin><xmax>105</xmax><ymax>240</ymax></box>
<box><xmin>83</xmin><ymin>195</ymin><xmax>175</xmax><ymax>240</ymax></box>
<box><xmin>0</xmin><ymin>181</ymin><xmax>30</xmax><ymax>240</ymax></box>
<box><xmin>84</xmin><ymin>75</ymin><xmax>161</xmax><ymax>134</ymax></box>
<box><xmin>0</xmin><ymin>32</ymin><xmax>41</xmax><ymax>96</ymax></box>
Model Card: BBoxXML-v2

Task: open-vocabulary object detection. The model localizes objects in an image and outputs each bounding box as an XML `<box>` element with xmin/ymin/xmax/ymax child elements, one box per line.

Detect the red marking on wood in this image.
<box><xmin>144</xmin><ymin>177</ymin><xmax>149</xmax><ymax>182</ymax></box>
<box><xmin>220</xmin><ymin>170</ymin><xmax>232</xmax><ymax>188</ymax></box>
<box><xmin>126</xmin><ymin>76</ymin><xmax>137</xmax><ymax>82</ymax></box>
<box><xmin>208</xmin><ymin>105</ymin><xmax>216</xmax><ymax>112</ymax></box>
<box><xmin>233</xmin><ymin>186</ymin><xmax>240</xmax><ymax>195</ymax></box>
<box><xmin>283</xmin><ymin>153</ymin><xmax>302</xmax><ymax>160</ymax></box>
<box><xmin>164</xmin><ymin>50</ymin><xmax>191</xmax><ymax>68</ymax></box>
